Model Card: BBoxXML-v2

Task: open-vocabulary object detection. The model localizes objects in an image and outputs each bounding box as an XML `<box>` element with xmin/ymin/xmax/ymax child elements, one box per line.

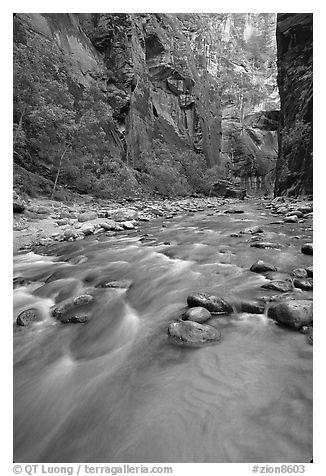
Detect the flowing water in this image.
<box><xmin>13</xmin><ymin>199</ymin><xmax>313</xmax><ymax>463</ymax></box>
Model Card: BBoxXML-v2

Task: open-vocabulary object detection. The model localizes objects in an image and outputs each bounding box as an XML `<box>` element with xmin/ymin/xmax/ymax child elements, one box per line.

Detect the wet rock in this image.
<box><xmin>250</xmin><ymin>242</ymin><xmax>282</xmax><ymax>249</ymax></box>
<box><xmin>233</xmin><ymin>301</ymin><xmax>265</xmax><ymax>314</ymax></box>
<box><xmin>262</xmin><ymin>280</ymin><xmax>293</xmax><ymax>292</ymax></box>
<box><xmin>267</xmin><ymin>300</ymin><xmax>313</xmax><ymax>329</ymax></box>
<box><xmin>122</xmin><ymin>221</ymin><xmax>135</xmax><ymax>230</ymax></box>
<box><xmin>63</xmin><ymin>228</ymin><xmax>82</xmax><ymax>240</ymax></box>
<box><xmin>293</xmin><ymin>278</ymin><xmax>313</xmax><ymax>291</ymax></box>
<box><xmin>184</xmin><ymin>306</ymin><xmax>212</xmax><ymax>323</ymax></box>
<box><xmin>292</xmin><ymin>268</ymin><xmax>308</xmax><ymax>278</ymax></box>
<box><xmin>100</xmin><ymin>220</ymin><xmax>120</xmax><ymax>231</ymax></box>
<box><xmin>168</xmin><ymin>320</ymin><xmax>221</xmax><ymax>347</ymax></box>
<box><xmin>56</xmin><ymin>219</ymin><xmax>69</xmax><ymax>226</ymax></box>
<box><xmin>80</xmin><ymin>223</ymin><xmax>98</xmax><ymax>236</ymax></box>
<box><xmin>286</xmin><ymin>210</ymin><xmax>303</xmax><ymax>218</ymax></box>
<box><xmin>300</xmin><ymin>325</ymin><xmax>313</xmax><ymax>335</ymax></box>
<box><xmin>301</xmin><ymin>243</ymin><xmax>313</xmax><ymax>255</ymax></box>
<box><xmin>241</xmin><ymin>226</ymin><xmax>264</xmax><ymax>234</ymax></box>
<box><xmin>13</xmin><ymin>277</ymin><xmax>32</xmax><ymax>288</ymax></box>
<box><xmin>306</xmin><ymin>266</ymin><xmax>313</xmax><ymax>277</ymax></box>
<box><xmin>250</xmin><ymin>260</ymin><xmax>277</xmax><ymax>273</ymax></box>
<box><xmin>187</xmin><ymin>293</ymin><xmax>233</xmax><ymax>314</ymax></box>
<box><xmin>97</xmin><ymin>280</ymin><xmax>132</xmax><ymax>289</ymax></box>
<box><xmin>16</xmin><ymin>308</ymin><xmax>41</xmax><ymax>326</ymax></box>
<box><xmin>63</xmin><ymin>315</ymin><xmax>88</xmax><ymax>324</ymax></box>
<box><xmin>52</xmin><ymin>294</ymin><xmax>94</xmax><ymax>319</ymax></box>
<box><xmin>73</xmin><ymin>294</ymin><xmax>94</xmax><ymax>306</ymax></box>
<box><xmin>283</xmin><ymin>215</ymin><xmax>298</xmax><ymax>223</ymax></box>
<box><xmin>224</xmin><ymin>209</ymin><xmax>245</xmax><ymax>214</ymax></box>
<box><xmin>78</xmin><ymin>211</ymin><xmax>97</xmax><ymax>222</ymax></box>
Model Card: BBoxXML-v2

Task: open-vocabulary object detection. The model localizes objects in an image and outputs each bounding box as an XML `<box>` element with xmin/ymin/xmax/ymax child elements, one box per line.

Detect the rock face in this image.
<box><xmin>14</xmin><ymin>13</ymin><xmax>222</xmax><ymax>171</ymax></box>
<box><xmin>275</xmin><ymin>14</ymin><xmax>313</xmax><ymax>196</ymax></box>
<box><xmin>210</xmin><ymin>180</ymin><xmax>246</xmax><ymax>199</ymax></box>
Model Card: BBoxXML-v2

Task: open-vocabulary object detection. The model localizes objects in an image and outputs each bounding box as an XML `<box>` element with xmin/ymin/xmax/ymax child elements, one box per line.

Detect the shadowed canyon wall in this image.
<box><xmin>275</xmin><ymin>13</ymin><xmax>313</xmax><ymax>196</ymax></box>
<box><xmin>14</xmin><ymin>13</ymin><xmax>221</xmax><ymax>170</ymax></box>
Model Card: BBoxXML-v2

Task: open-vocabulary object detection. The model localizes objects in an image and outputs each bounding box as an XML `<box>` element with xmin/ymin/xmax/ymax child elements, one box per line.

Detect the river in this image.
<box><xmin>13</xmin><ymin>198</ymin><xmax>313</xmax><ymax>463</ymax></box>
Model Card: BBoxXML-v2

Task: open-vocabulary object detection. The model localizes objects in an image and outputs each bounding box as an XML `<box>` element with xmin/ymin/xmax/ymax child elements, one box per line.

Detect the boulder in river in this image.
<box><xmin>293</xmin><ymin>278</ymin><xmax>313</xmax><ymax>291</ymax></box>
<box><xmin>301</xmin><ymin>243</ymin><xmax>313</xmax><ymax>255</ymax></box>
<box><xmin>232</xmin><ymin>300</ymin><xmax>265</xmax><ymax>314</ymax></box>
<box><xmin>16</xmin><ymin>308</ymin><xmax>41</xmax><ymax>326</ymax></box>
<box><xmin>262</xmin><ymin>280</ymin><xmax>293</xmax><ymax>292</ymax></box>
<box><xmin>292</xmin><ymin>268</ymin><xmax>308</xmax><ymax>278</ymax></box>
<box><xmin>187</xmin><ymin>293</ymin><xmax>233</xmax><ymax>314</ymax></box>
<box><xmin>306</xmin><ymin>266</ymin><xmax>313</xmax><ymax>277</ymax></box>
<box><xmin>283</xmin><ymin>215</ymin><xmax>298</xmax><ymax>223</ymax></box>
<box><xmin>250</xmin><ymin>260</ymin><xmax>277</xmax><ymax>273</ymax></box>
<box><xmin>184</xmin><ymin>306</ymin><xmax>212</xmax><ymax>323</ymax></box>
<box><xmin>267</xmin><ymin>300</ymin><xmax>313</xmax><ymax>329</ymax></box>
<box><xmin>52</xmin><ymin>294</ymin><xmax>94</xmax><ymax>320</ymax></box>
<box><xmin>168</xmin><ymin>320</ymin><xmax>221</xmax><ymax>347</ymax></box>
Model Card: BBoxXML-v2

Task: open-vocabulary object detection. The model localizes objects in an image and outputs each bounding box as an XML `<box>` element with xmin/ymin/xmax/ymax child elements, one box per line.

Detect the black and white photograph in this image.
<box><xmin>12</xmin><ymin>5</ymin><xmax>314</xmax><ymax>470</ymax></box>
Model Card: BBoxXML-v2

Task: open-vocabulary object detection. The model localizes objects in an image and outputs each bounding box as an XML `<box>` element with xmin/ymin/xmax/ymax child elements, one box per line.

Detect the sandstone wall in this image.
<box><xmin>274</xmin><ymin>13</ymin><xmax>313</xmax><ymax>196</ymax></box>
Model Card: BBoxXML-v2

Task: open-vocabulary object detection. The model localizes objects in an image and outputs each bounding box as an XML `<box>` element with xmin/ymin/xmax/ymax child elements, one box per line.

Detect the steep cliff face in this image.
<box><xmin>275</xmin><ymin>13</ymin><xmax>313</xmax><ymax>196</ymax></box>
<box><xmin>14</xmin><ymin>13</ymin><xmax>221</xmax><ymax>173</ymax></box>
<box><xmin>81</xmin><ymin>13</ymin><xmax>221</xmax><ymax>167</ymax></box>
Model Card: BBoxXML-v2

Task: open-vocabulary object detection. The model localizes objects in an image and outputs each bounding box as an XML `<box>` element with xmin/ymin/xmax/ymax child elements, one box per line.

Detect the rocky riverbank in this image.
<box><xmin>14</xmin><ymin>193</ymin><xmax>313</xmax><ymax>345</ymax></box>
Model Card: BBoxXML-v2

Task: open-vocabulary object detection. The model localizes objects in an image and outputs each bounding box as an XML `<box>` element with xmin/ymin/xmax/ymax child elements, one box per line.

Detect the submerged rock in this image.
<box><xmin>267</xmin><ymin>300</ymin><xmax>313</xmax><ymax>329</ymax></box>
<box><xmin>187</xmin><ymin>293</ymin><xmax>233</xmax><ymax>314</ymax></box>
<box><xmin>97</xmin><ymin>279</ymin><xmax>132</xmax><ymax>289</ymax></box>
<box><xmin>16</xmin><ymin>308</ymin><xmax>41</xmax><ymax>326</ymax></box>
<box><xmin>250</xmin><ymin>260</ymin><xmax>277</xmax><ymax>273</ymax></box>
<box><xmin>168</xmin><ymin>320</ymin><xmax>221</xmax><ymax>347</ymax></box>
<box><xmin>262</xmin><ymin>280</ymin><xmax>293</xmax><ymax>292</ymax></box>
<box><xmin>184</xmin><ymin>306</ymin><xmax>212</xmax><ymax>323</ymax></box>
<box><xmin>62</xmin><ymin>315</ymin><xmax>88</xmax><ymax>324</ymax></box>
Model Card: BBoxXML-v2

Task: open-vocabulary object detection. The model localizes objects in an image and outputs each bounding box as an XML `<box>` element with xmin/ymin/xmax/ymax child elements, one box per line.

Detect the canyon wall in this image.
<box><xmin>274</xmin><ymin>13</ymin><xmax>313</xmax><ymax>196</ymax></box>
<box><xmin>14</xmin><ymin>13</ymin><xmax>222</xmax><ymax>171</ymax></box>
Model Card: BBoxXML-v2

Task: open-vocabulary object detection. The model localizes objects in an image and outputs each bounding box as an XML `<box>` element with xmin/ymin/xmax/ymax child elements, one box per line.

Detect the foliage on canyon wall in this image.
<box><xmin>13</xmin><ymin>13</ymin><xmax>280</xmax><ymax>198</ymax></box>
